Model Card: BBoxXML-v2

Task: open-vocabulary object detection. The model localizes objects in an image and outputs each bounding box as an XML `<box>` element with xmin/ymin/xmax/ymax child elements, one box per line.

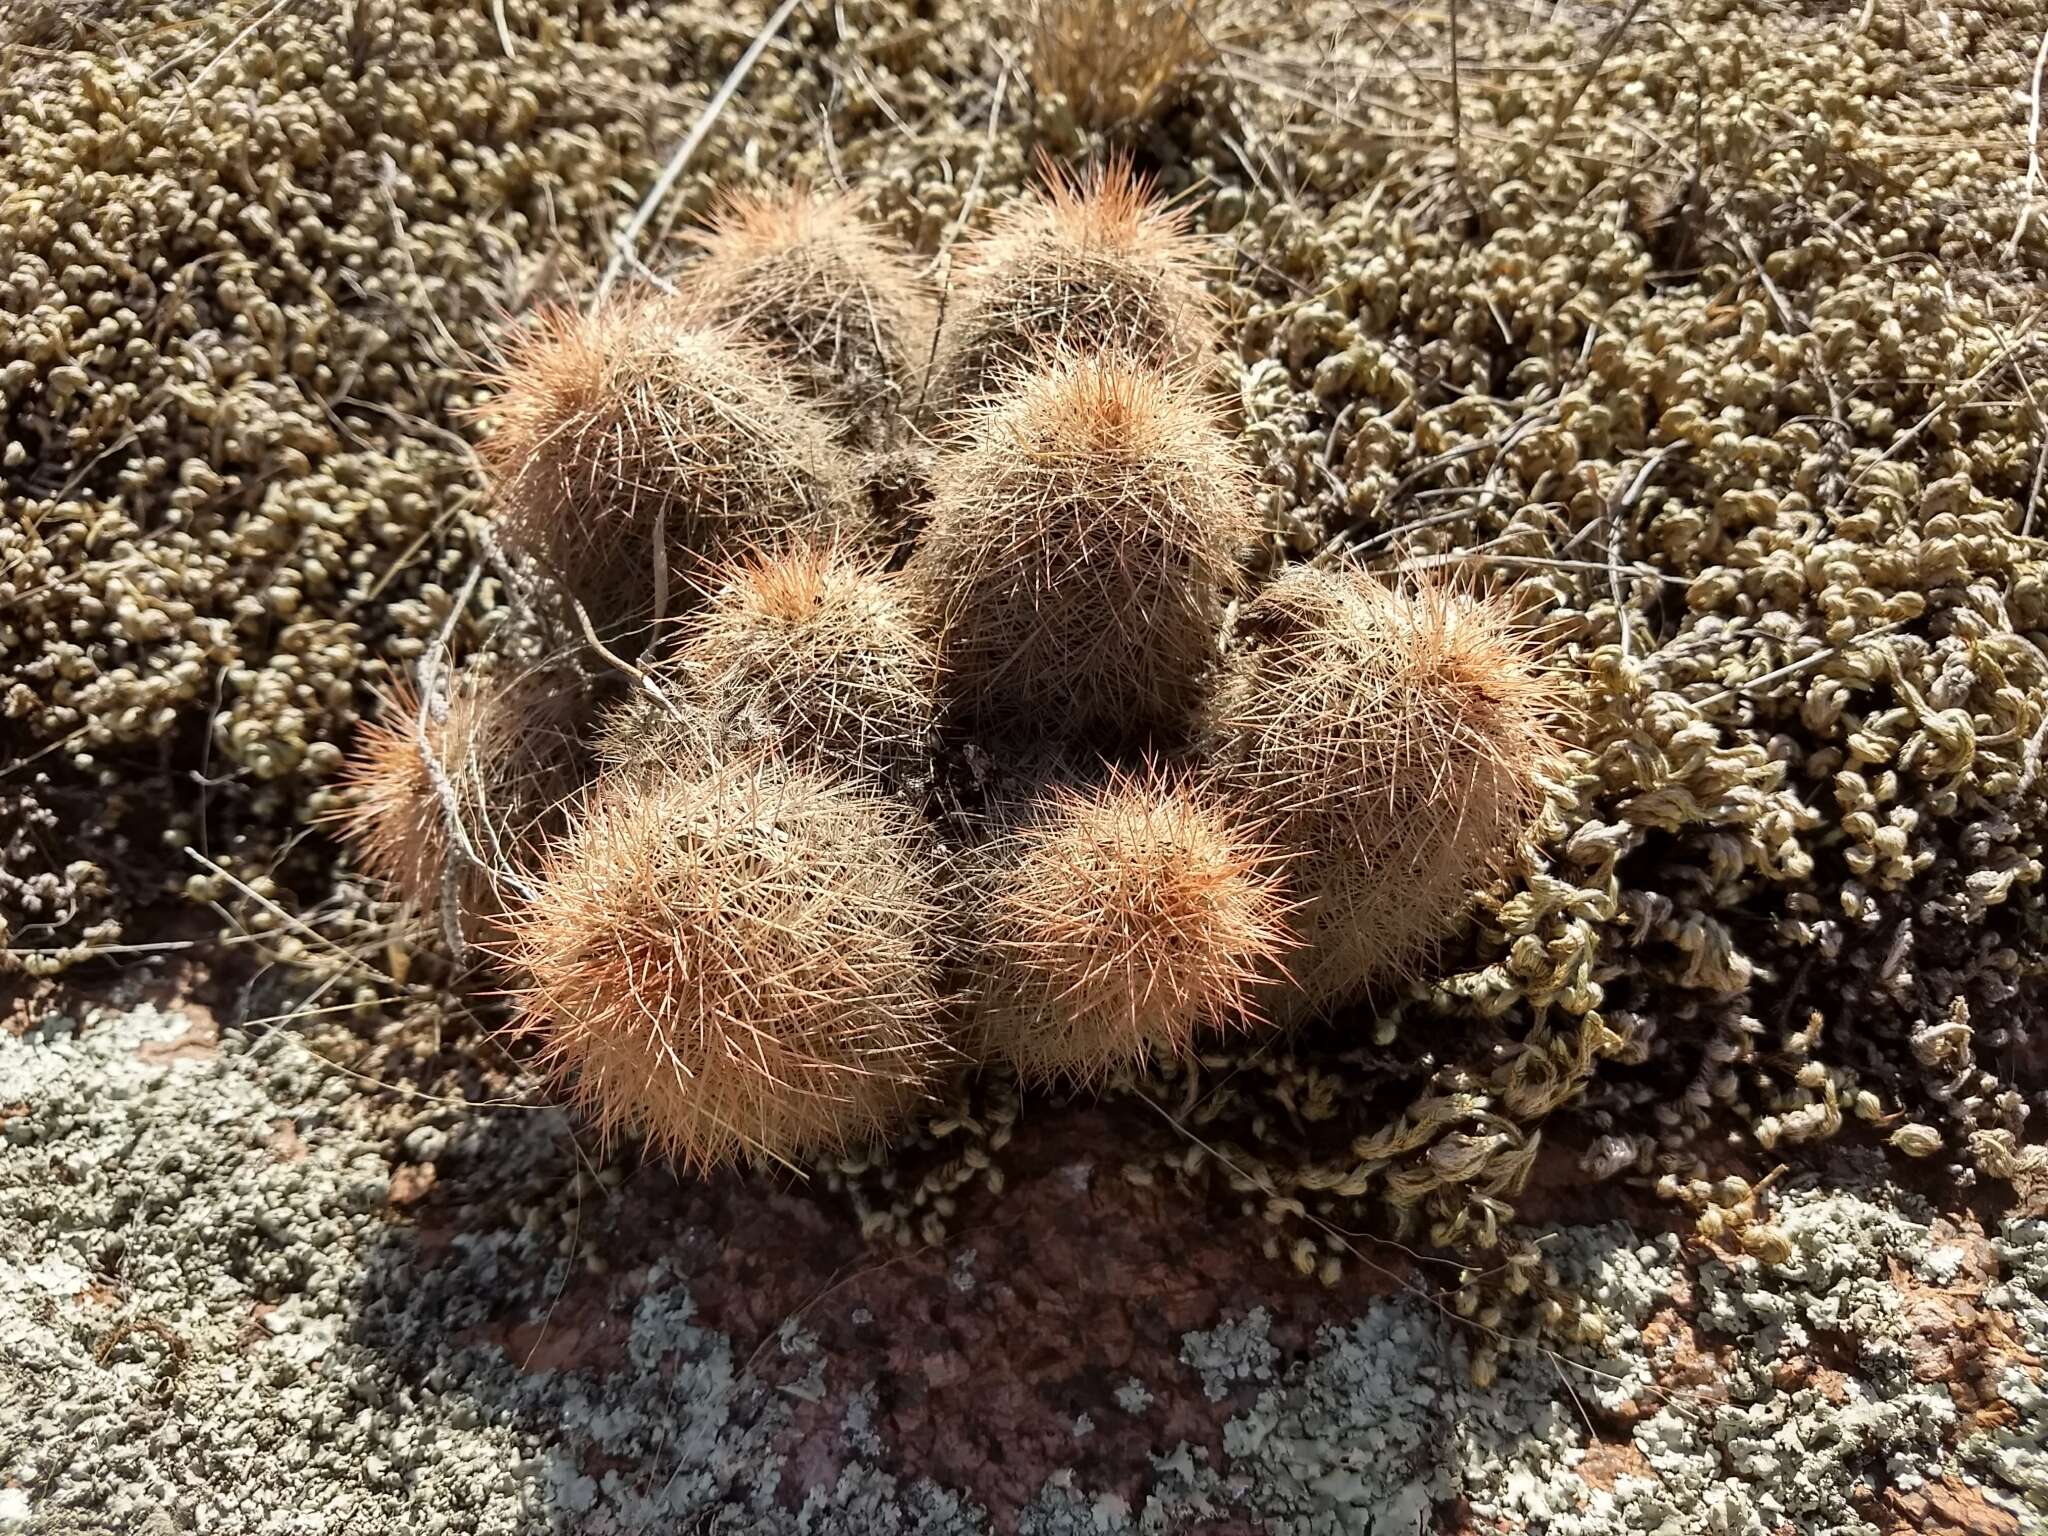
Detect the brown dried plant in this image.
<box><xmin>928</xmin><ymin>157</ymin><xmax>1218</xmax><ymax>414</ymax></box>
<box><xmin>1202</xmin><ymin>566</ymin><xmax>1565</xmax><ymax>1015</ymax></box>
<box><xmin>324</xmin><ymin>668</ymin><xmax>588</xmax><ymax>940</ymax></box>
<box><xmin>916</xmin><ymin>351</ymin><xmax>1254</xmax><ymax>738</ymax></box>
<box><xmin>680</xmin><ymin>185</ymin><xmax>937</xmax><ymax>445</ymax></box>
<box><xmin>970</xmin><ymin>763</ymin><xmax>1296</xmax><ymax>1085</ymax></box>
<box><xmin>508</xmin><ymin>758</ymin><xmax>952</xmax><ymax>1171</ymax></box>
<box><xmin>1008</xmin><ymin>0</ymin><xmax>1220</xmax><ymax>130</ymax></box>
<box><xmin>475</xmin><ymin>296</ymin><xmax>864</xmax><ymax>641</ymax></box>
<box><xmin>605</xmin><ymin>543</ymin><xmax>940</xmax><ymax>786</ymax></box>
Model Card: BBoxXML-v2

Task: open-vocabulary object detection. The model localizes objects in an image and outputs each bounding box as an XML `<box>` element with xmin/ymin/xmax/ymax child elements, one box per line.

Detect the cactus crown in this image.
<box><xmin>683</xmin><ymin>185</ymin><xmax>936</xmax><ymax>444</ymax></box>
<box><xmin>477</xmin><ymin>298</ymin><xmax>863</xmax><ymax>640</ymax></box>
<box><xmin>930</xmin><ymin>157</ymin><xmax>1218</xmax><ymax>413</ymax></box>
<box><xmin>972</xmin><ymin>764</ymin><xmax>1297</xmax><ymax>1085</ymax></box>
<box><xmin>920</xmin><ymin>350</ymin><xmax>1252</xmax><ymax>737</ymax></box>
<box><xmin>512</xmin><ymin>759</ymin><xmax>950</xmax><ymax>1171</ymax></box>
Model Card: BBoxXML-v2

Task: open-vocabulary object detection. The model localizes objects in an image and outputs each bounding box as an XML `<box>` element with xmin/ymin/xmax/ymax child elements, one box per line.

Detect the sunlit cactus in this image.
<box><xmin>324</xmin><ymin>667</ymin><xmax>587</xmax><ymax>941</ymax></box>
<box><xmin>508</xmin><ymin>758</ymin><xmax>952</xmax><ymax>1171</ymax></box>
<box><xmin>594</xmin><ymin>542</ymin><xmax>939</xmax><ymax>786</ymax></box>
<box><xmin>681</xmin><ymin>184</ymin><xmax>936</xmax><ymax>445</ymax></box>
<box><xmin>1201</xmin><ymin>565</ymin><xmax>1564</xmax><ymax>1014</ymax></box>
<box><xmin>476</xmin><ymin>296</ymin><xmax>865</xmax><ymax>641</ymax></box>
<box><xmin>928</xmin><ymin>157</ymin><xmax>1218</xmax><ymax>414</ymax></box>
<box><xmin>969</xmin><ymin>763</ymin><xmax>1296</xmax><ymax>1085</ymax></box>
<box><xmin>1007</xmin><ymin>0</ymin><xmax>1220</xmax><ymax>130</ymax></box>
<box><xmin>916</xmin><ymin>351</ymin><xmax>1253</xmax><ymax>739</ymax></box>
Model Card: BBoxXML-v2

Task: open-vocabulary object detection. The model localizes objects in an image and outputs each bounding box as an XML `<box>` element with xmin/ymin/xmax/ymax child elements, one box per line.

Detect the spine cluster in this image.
<box><xmin>331</xmin><ymin>167</ymin><xmax>1566</xmax><ymax>1172</ymax></box>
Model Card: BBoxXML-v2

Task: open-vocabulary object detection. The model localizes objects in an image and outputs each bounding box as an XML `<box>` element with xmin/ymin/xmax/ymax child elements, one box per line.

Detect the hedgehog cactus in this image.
<box><xmin>679</xmin><ymin>185</ymin><xmax>936</xmax><ymax>445</ymax></box>
<box><xmin>510</xmin><ymin>758</ymin><xmax>952</xmax><ymax>1170</ymax></box>
<box><xmin>477</xmin><ymin>298</ymin><xmax>866</xmax><ymax>640</ymax></box>
<box><xmin>326</xmin><ymin>668</ymin><xmax>588</xmax><ymax>942</ymax></box>
<box><xmin>969</xmin><ymin>764</ymin><xmax>1296</xmax><ymax>1085</ymax></box>
<box><xmin>917</xmin><ymin>351</ymin><xmax>1253</xmax><ymax>739</ymax></box>
<box><xmin>928</xmin><ymin>157</ymin><xmax>1218</xmax><ymax>414</ymax></box>
<box><xmin>603</xmin><ymin>542</ymin><xmax>940</xmax><ymax>786</ymax></box>
<box><xmin>1202</xmin><ymin>566</ymin><xmax>1563</xmax><ymax>1012</ymax></box>
<box><xmin>343</xmin><ymin>165</ymin><xmax>1574</xmax><ymax>1174</ymax></box>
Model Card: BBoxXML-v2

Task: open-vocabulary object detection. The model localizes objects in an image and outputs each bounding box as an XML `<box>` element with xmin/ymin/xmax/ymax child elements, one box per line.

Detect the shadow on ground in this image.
<box><xmin>344</xmin><ymin>1089</ymin><xmax>1454</xmax><ymax>1533</ymax></box>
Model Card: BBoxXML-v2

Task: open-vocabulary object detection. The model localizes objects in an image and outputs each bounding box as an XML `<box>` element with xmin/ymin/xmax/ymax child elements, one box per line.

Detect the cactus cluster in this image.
<box><xmin>333</xmin><ymin>163</ymin><xmax>1565</xmax><ymax>1172</ymax></box>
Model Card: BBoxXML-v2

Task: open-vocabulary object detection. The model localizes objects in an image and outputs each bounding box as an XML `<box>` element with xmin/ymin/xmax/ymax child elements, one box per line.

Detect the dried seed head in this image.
<box><xmin>476</xmin><ymin>296</ymin><xmax>866</xmax><ymax>642</ymax></box>
<box><xmin>929</xmin><ymin>157</ymin><xmax>1218</xmax><ymax>414</ymax></box>
<box><xmin>971</xmin><ymin>763</ymin><xmax>1296</xmax><ymax>1085</ymax></box>
<box><xmin>509</xmin><ymin>759</ymin><xmax>951</xmax><ymax>1171</ymax></box>
<box><xmin>917</xmin><ymin>352</ymin><xmax>1255</xmax><ymax>738</ymax></box>
<box><xmin>1203</xmin><ymin>565</ymin><xmax>1565</xmax><ymax>1013</ymax></box>
<box><xmin>681</xmin><ymin>185</ymin><xmax>937</xmax><ymax>446</ymax></box>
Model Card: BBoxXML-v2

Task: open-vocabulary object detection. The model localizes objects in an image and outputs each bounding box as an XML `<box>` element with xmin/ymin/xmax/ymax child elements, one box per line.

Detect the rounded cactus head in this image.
<box><xmin>970</xmin><ymin>762</ymin><xmax>1296</xmax><ymax>1086</ymax></box>
<box><xmin>325</xmin><ymin>676</ymin><xmax>450</xmax><ymax>913</ymax></box>
<box><xmin>928</xmin><ymin>156</ymin><xmax>1218</xmax><ymax>414</ymax></box>
<box><xmin>595</xmin><ymin>542</ymin><xmax>939</xmax><ymax>787</ymax></box>
<box><xmin>475</xmin><ymin>296</ymin><xmax>865</xmax><ymax>642</ymax></box>
<box><xmin>916</xmin><ymin>351</ymin><xmax>1254</xmax><ymax>739</ymax></box>
<box><xmin>680</xmin><ymin>185</ymin><xmax>936</xmax><ymax>446</ymax></box>
<box><xmin>324</xmin><ymin>666</ymin><xmax>588</xmax><ymax>941</ymax></box>
<box><xmin>508</xmin><ymin>758</ymin><xmax>952</xmax><ymax>1171</ymax></box>
<box><xmin>1202</xmin><ymin>565</ymin><xmax>1565</xmax><ymax>1013</ymax></box>
<box><xmin>685</xmin><ymin>542</ymin><xmax>940</xmax><ymax>784</ymax></box>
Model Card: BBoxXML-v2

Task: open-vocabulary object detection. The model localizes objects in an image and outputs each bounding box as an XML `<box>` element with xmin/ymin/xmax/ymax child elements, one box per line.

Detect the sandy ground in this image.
<box><xmin>4</xmin><ymin>976</ymin><xmax>2042</xmax><ymax>1535</ymax></box>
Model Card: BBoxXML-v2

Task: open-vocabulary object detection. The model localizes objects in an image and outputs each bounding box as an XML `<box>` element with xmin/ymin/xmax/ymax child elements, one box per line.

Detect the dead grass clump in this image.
<box><xmin>970</xmin><ymin>764</ymin><xmax>1295</xmax><ymax>1085</ymax></box>
<box><xmin>1202</xmin><ymin>566</ymin><xmax>1564</xmax><ymax>1014</ymax></box>
<box><xmin>928</xmin><ymin>159</ymin><xmax>1218</xmax><ymax>414</ymax></box>
<box><xmin>476</xmin><ymin>297</ymin><xmax>864</xmax><ymax>641</ymax></box>
<box><xmin>1007</xmin><ymin>0</ymin><xmax>1219</xmax><ymax>130</ymax></box>
<box><xmin>0</xmin><ymin>0</ymin><xmax>107</xmax><ymax>49</ymax></box>
<box><xmin>509</xmin><ymin>759</ymin><xmax>951</xmax><ymax>1171</ymax></box>
<box><xmin>680</xmin><ymin>185</ymin><xmax>936</xmax><ymax>445</ymax></box>
<box><xmin>917</xmin><ymin>352</ymin><xmax>1253</xmax><ymax>738</ymax></box>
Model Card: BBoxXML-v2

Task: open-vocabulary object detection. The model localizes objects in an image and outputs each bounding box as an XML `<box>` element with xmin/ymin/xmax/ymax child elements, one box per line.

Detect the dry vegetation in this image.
<box><xmin>2</xmin><ymin>0</ymin><xmax>2044</xmax><ymax>1363</ymax></box>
